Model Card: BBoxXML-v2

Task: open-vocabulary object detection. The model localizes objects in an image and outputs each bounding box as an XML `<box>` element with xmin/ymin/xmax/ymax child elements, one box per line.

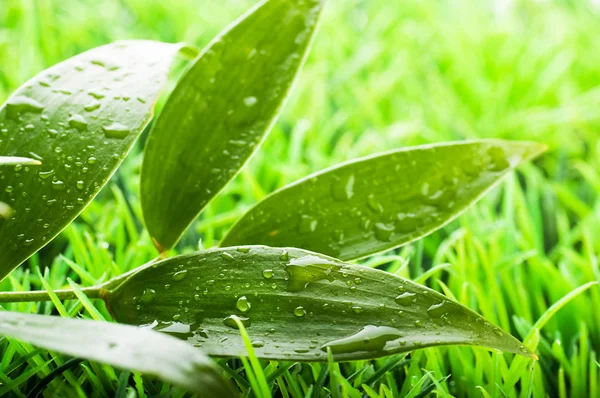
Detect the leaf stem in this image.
<box><xmin>0</xmin><ymin>286</ymin><xmax>103</xmax><ymax>303</ymax></box>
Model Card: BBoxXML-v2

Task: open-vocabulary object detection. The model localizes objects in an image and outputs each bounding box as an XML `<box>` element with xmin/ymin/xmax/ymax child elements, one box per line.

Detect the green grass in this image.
<box><xmin>1</xmin><ymin>0</ymin><xmax>599</xmax><ymax>396</ymax></box>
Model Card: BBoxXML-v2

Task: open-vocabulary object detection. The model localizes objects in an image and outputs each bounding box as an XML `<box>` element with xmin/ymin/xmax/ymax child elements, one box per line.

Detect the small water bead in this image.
<box><xmin>172</xmin><ymin>270</ymin><xmax>188</xmax><ymax>282</ymax></box>
<box><xmin>236</xmin><ymin>296</ymin><xmax>251</xmax><ymax>312</ymax></box>
<box><xmin>293</xmin><ymin>306</ymin><xmax>306</xmax><ymax>317</ymax></box>
<box><xmin>221</xmin><ymin>252</ymin><xmax>234</xmax><ymax>261</ymax></box>
<box><xmin>262</xmin><ymin>269</ymin><xmax>274</xmax><ymax>279</ymax></box>
<box><xmin>236</xmin><ymin>247</ymin><xmax>250</xmax><ymax>253</ymax></box>
<box><xmin>243</xmin><ymin>96</ymin><xmax>258</xmax><ymax>107</ymax></box>
<box><xmin>223</xmin><ymin>315</ymin><xmax>250</xmax><ymax>329</ymax></box>
<box><xmin>367</xmin><ymin>194</ymin><xmax>384</xmax><ymax>213</ymax></box>
<box><xmin>76</xmin><ymin>180</ymin><xmax>84</xmax><ymax>190</ymax></box>
<box><xmin>172</xmin><ymin>314</ymin><xmax>181</xmax><ymax>321</ymax></box>
<box><xmin>395</xmin><ymin>292</ymin><xmax>417</xmax><ymax>306</ymax></box>
<box><xmin>298</xmin><ymin>215</ymin><xmax>318</xmax><ymax>234</ymax></box>
<box><xmin>6</xmin><ymin>96</ymin><xmax>45</xmax><ymax>114</ymax></box>
<box><xmin>139</xmin><ymin>288</ymin><xmax>156</xmax><ymax>304</ymax></box>
<box><xmin>252</xmin><ymin>340</ymin><xmax>265</xmax><ymax>348</ymax></box>
<box><xmin>84</xmin><ymin>100</ymin><xmax>101</xmax><ymax>112</ymax></box>
<box><xmin>68</xmin><ymin>114</ymin><xmax>88</xmax><ymax>131</ymax></box>
<box><xmin>51</xmin><ymin>180</ymin><xmax>65</xmax><ymax>191</ymax></box>
<box><xmin>102</xmin><ymin>122</ymin><xmax>130</xmax><ymax>139</ymax></box>
<box><xmin>88</xmin><ymin>90</ymin><xmax>105</xmax><ymax>99</ymax></box>
<box><xmin>331</xmin><ymin>174</ymin><xmax>355</xmax><ymax>201</ymax></box>
<box><xmin>374</xmin><ymin>222</ymin><xmax>394</xmax><ymax>241</ymax></box>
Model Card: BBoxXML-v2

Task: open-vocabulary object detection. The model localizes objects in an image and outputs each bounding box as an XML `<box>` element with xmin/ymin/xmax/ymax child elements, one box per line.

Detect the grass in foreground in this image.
<box><xmin>1</xmin><ymin>0</ymin><xmax>599</xmax><ymax>396</ymax></box>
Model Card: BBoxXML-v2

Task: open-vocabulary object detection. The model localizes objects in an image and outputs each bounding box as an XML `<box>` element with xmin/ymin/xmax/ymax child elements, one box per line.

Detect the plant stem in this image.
<box><xmin>0</xmin><ymin>286</ymin><xmax>103</xmax><ymax>303</ymax></box>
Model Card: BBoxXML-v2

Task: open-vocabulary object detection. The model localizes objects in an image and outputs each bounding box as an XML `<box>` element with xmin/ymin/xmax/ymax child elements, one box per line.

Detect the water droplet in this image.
<box><xmin>321</xmin><ymin>325</ymin><xmax>404</xmax><ymax>355</ymax></box>
<box><xmin>76</xmin><ymin>180</ymin><xmax>84</xmax><ymax>190</ymax></box>
<box><xmin>298</xmin><ymin>215</ymin><xmax>318</xmax><ymax>234</ymax></box>
<box><xmin>139</xmin><ymin>288</ymin><xmax>156</xmax><ymax>304</ymax></box>
<box><xmin>87</xmin><ymin>157</ymin><xmax>97</xmax><ymax>164</ymax></box>
<box><xmin>252</xmin><ymin>340</ymin><xmax>265</xmax><ymax>348</ymax></box>
<box><xmin>88</xmin><ymin>90</ymin><xmax>105</xmax><ymax>99</ymax></box>
<box><xmin>68</xmin><ymin>114</ymin><xmax>88</xmax><ymax>131</ymax></box>
<box><xmin>172</xmin><ymin>314</ymin><xmax>181</xmax><ymax>321</ymax></box>
<box><xmin>293</xmin><ymin>306</ymin><xmax>306</xmax><ymax>317</ymax></box>
<box><xmin>236</xmin><ymin>296</ymin><xmax>251</xmax><ymax>312</ymax></box>
<box><xmin>487</xmin><ymin>146</ymin><xmax>510</xmax><ymax>172</ymax></box>
<box><xmin>6</xmin><ymin>96</ymin><xmax>45</xmax><ymax>114</ymax></box>
<box><xmin>223</xmin><ymin>315</ymin><xmax>251</xmax><ymax>329</ymax></box>
<box><xmin>426</xmin><ymin>300</ymin><xmax>456</xmax><ymax>319</ymax></box>
<box><xmin>38</xmin><ymin>170</ymin><xmax>55</xmax><ymax>179</ymax></box>
<box><xmin>221</xmin><ymin>252</ymin><xmax>234</xmax><ymax>261</ymax></box>
<box><xmin>243</xmin><ymin>96</ymin><xmax>258</xmax><ymax>107</ymax></box>
<box><xmin>374</xmin><ymin>223</ymin><xmax>394</xmax><ymax>241</ymax></box>
<box><xmin>84</xmin><ymin>100</ymin><xmax>101</xmax><ymax>112</ymax></box>
<box><xmin>367</xmin><ymin>194</ymin><xmax>383</xmax><ymax>213</ymax></box>
<box><xmin>102</xmin><ymin>122</ymin><xmax>130</xmax><ymax>139</ymax></box>
<box><xmin>172</xmin><ymin>270</ymin><xmax>188</xmax><ymax>282</ymax></box>
<box><xmin>286</xmin><ymin>255</ymin><xmax>341</xmax><ymax>292</ymax></box>
<box><xmin>262</xmin><ymin>269</ymin><xmax>274</xmax><ymax>279</ymax></box>
<box><xmin>51</xmin><ymin>180</ymin><xmax>65</xmax><ymax>191</ymax></box>
<box><xmin>395</xmin><ymin>292</ymin><xmax>417</xmax><ymax>306</ymax></box>
<box><xmin>331</xmin><ymin>174</ymin><xmax>355</xmax><ymax>201</ymax></box>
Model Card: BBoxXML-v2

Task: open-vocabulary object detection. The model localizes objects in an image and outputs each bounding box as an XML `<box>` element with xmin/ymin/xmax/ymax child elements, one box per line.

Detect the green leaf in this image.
<box><xmin>106</xmin><ymin>246</ymin><xmax>536</xmax><ymax>362</ymax></box>
<box><xmin>0</xmin><ymin>40</ymin><xmax>184</xmax><ymax>281</ymax></box>
<box><xmin>221</xmin><ymin>140</ymin><xmax>546</xmax><ymax>260</ymax></box>
<box><xmin>0</xmin><ymin>311</ymin><xmax>237</xmax><ymax>397</ymax></box>
<box><xmin>141</xmin><ymin>0</ymin><xmax>326</xmax><ymax>251</ymax></box>
<box><xmin>0</xmin><ymin>156</ymin><xmax>41</xmax><ymax>166</ymax></box>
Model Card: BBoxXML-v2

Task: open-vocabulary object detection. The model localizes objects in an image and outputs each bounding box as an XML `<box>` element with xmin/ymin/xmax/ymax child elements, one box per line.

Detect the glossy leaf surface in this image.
<box><xmin>0</xmin><ymin>311</ymin><xmax>236</xmax><ymax>397</ymax></box>
<box><xmin>141</xmin><ymin>0</ymin><xmax>325</xmax><ymax>251</ymax></box>
<box><xmin>0</xmin><ymin>40</ymin><xmax>183</xmax><ymax>281</ymax></box>
<box><xmin>107</xmin><ymin>246</ymin><xmax>535</xmax><ymax>362</ymax></box>
<box><xmin>222</xmin><ymin>140</ymin><xmax>546</xmax><ymax>260</ymax></box>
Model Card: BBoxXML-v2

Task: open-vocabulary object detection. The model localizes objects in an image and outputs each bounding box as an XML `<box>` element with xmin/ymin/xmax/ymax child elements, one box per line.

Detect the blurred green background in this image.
<box><xmin>1</xmin><ymin>0</ymin><xmax>599</xmax><ymax>396</ymax></box>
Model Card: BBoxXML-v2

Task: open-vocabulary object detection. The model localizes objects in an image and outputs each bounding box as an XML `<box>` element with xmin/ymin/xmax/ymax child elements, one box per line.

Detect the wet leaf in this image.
<box><xmin>221</xmin><ymin>140</ymin><xmax>546</xmax><ymax>260</ymax></box>
<box><xmin>0</xmin><ymin>40</ymin><xmax>185</xmax><ymax>281</ymax></box>
<box><xmin>0</xmin><ymin>311</ymin><xmax>237</xmax><ymax>397</ymax></box>
<box><xmin>141</xmin><ymin>0</ymin><xmax>326</xmax><ymax>251</ymax></box>
<box><xmin>0</xmin><ymin>156</ymin><xmax>41</xmax><ymax>166</ymax></box>
<box><xmin>106</xmin><ymin>246</ymin><xmax>536</xmax><ymax>362</ymax></box>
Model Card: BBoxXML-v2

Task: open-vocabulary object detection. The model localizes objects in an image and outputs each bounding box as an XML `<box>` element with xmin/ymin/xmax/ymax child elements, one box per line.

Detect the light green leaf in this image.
<box><xmin>141</xmin><ymin>0</ymin><xmax>326</xmax><ymax>251</ymax></box>
<box><xmin>0</xmin><ymin>156</ymin><xmax>41</xmax><ymax>166</ymax></box>
<box><xmin>106</xmin><ymin>246</ymin><xmax>536</xmax><ymax>362</ymax></box>
<box><xmin>0</xmin><ymin>311</ymin><xmax>236</xmax><ymax>397</ymax></box>
<box><xmin>0</xmin><ymin>40</ymin><xmax>185</xmax><ymax>281</ymax></box>
<box><xmin>221</xmin><ymin>140</ymin><xmax>546</xmax><ymax>260</ymax></box>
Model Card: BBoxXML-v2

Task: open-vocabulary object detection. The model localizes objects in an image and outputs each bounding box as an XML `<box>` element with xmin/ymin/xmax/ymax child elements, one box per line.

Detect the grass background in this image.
<box><xmin>1</xmin><ymin>0</ymin><xmax>599</xmax><ymax>396</ymax></box>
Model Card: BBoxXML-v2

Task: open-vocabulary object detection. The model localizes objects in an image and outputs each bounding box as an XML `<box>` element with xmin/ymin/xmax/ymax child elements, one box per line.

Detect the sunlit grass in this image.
<box><xmin>1</xmin><ymin>0</ymin><xmax>599</xmax><ymax>396</ymax></box>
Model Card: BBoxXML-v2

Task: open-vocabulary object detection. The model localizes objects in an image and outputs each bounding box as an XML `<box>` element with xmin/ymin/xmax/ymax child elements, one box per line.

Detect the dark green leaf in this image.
<box><xmin>0</xmin><ymin>40</ymin><xmax>184</xmax><ymax>281</ymax></box>
<box><xmin>106</xmin><ymin>246</ymin><xmax>536</xmax><ymax>362</ymax></box>
<box><xmin>0</xmin><ymin>311</ymin><xmax>237</xmax><ymax>397</ymax></box>
<box><xmin>221</xmin><ymin>140</ymin><xmax>546</xmax><ymax>260</ymax></box>
<box><xmin>141</xmin><ymin>0</ymin><xmax>325</xmax><ymax>251</ymax></box>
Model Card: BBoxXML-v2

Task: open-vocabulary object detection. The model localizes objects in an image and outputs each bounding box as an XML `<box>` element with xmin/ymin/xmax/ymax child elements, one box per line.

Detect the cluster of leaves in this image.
<box><xmin>0</xmin><ymin>0</ymin><xmax>546</xmax><ymax>395</ymax></box>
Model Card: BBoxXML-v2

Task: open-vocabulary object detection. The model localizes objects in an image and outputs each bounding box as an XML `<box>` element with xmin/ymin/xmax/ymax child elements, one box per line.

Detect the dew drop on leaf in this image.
<box><xmin>236</xmin><ymin>296</ymin><xmax>251</xmax><ymax>312</ymax></box>
<box><xmin>102</xmin><ymin>122</ymin><xmax>130</xmax><ymax>139</ymax></box>
<box><xmin>262</xmin><ymin>269</ymin><xmax>274</xmax><ymax>279</ymax></box>
<box><xmin>172</xmin><ymin>270</ymin><xmax>188</xmax><ymax>282</ymax></box>
<box><xmin>395</xmin><ymin>292</ymin><xmax>417</xmax><ymax>306</ymax></box>
<box><xmin>68</xmin><ymin>114</ymin><xmax>88</xmax><ymax>131</ymax></box>
<box><xmin>243</xmin><ymin>96</ymin><xmax>258</xmax><ymax>107</ymax></box>
<box><xmin>293</xmin><ymin>306</ymin><xmax>306</xmax><ymax>317</ymax></box>
<box><xmin>222</xmin><ymin>315</ymin><xmax>250</xmax><ymax>329</ymax></box>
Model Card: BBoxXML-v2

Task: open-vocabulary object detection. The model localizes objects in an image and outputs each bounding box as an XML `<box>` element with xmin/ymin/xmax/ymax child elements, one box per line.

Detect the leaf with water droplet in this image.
<box><xmin>0</xmin><ymin>311</ymin><xmax>237</xmax><ymax>397</ymax></box>
<box><xmin>105</xmin><ymin>246</ymin><xmax>536</xmax><ymax>362</ymax></box>
<box><xmin>0</xmin><ymin>40</ymin><xmax>187</xmax><ymax>281</ymax></box>
<box><xmin>222</xmin><ymin>140</ymin><xmax>546</xmax><ymax>260</ymax></box>
<box><xmin>141</xmin><ymin>0</ymin><xmax>326</xmax><ymax>252</ymax></box>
